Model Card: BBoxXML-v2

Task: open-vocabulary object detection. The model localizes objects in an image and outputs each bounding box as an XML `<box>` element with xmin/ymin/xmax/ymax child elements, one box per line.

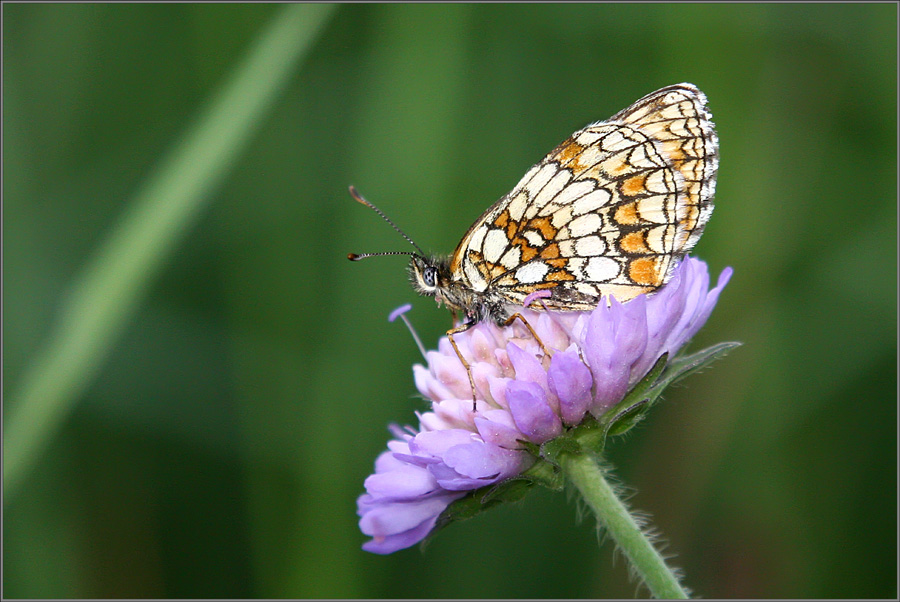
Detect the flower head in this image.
<box><xmin>358</xmin><ymin>256</ymin><xmax>732</xmax><ymax>554</ymax></box>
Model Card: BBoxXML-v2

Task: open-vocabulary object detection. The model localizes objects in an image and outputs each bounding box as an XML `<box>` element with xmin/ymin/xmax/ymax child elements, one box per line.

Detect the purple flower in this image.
<box><xmin>358</xmin><ymin>257</ymin><xmax>732</xmax><ymax>553</ymax></box>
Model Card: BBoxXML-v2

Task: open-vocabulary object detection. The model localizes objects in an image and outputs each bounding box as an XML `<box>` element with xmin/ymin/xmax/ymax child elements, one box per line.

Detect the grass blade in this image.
<box><xmin>4</xmin><ymin>3</ymin><xmax>338</xmax><ymax>497</ymax></box>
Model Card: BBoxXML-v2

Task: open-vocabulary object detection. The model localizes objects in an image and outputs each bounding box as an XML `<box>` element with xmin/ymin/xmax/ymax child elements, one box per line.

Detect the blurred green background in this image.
<box><xmin>4</xmin><ymin>3</ymin><xmax>896</xmax><ymax>598</ymax></box>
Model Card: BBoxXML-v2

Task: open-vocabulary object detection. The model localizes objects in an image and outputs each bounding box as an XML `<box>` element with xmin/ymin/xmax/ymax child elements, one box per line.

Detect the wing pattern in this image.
<box><xmin>449</xmin><ymin>83</ymin><xmax>718</xmax><ymax>310</ymax></box>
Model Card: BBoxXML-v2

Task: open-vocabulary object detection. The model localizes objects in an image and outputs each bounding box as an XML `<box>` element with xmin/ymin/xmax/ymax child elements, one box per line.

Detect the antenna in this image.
<box><xmin>348</xmin><ymin>186</ymin><xmax>428</xmax><ymax>259</ymax></box>
<box><xmin>347</xmin><ymin>250</ymin><xmax>420</xmax><ymax>262</ymax></box>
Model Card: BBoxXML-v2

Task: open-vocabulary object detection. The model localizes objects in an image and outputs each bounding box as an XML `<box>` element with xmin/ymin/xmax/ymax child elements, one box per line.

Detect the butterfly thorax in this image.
<box><xmin>409</xmin><ymin>255</ymin><xmax>508</xmax><ymax>326</ymax></box>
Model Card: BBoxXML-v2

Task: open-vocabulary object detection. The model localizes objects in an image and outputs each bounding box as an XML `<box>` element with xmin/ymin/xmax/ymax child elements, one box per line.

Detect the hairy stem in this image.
<box><xmin>560</xmin><ymin>451</ymin><xmax>689</xmax><ymax>599</ymax></box>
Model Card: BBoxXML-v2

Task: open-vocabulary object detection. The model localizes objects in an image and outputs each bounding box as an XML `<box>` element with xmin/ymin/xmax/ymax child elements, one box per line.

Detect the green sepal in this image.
<box><xmin>597</xmin><ymin>342</ymin><xmax>741</xmax><ymax>441</ymax></box>
<box><xmin>539</xmin><ymin>432</ymin><xmax>584</xmax><ymax>468</ymax></box>
<box><xmin>521</xmin><ymin>456</ymin><xmax>564</xmax><ymax>491</ymax></box>
<box><xmin>440</xmin><ymin>477</ymin><xmax>533</xmax><ymax>522</ymax></box>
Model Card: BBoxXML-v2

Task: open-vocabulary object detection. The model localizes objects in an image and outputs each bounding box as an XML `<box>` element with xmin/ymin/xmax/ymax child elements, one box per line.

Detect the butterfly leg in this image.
<box><xmin>446</xmin><ymin>324</ymin><xmax>479</xmax><ymax>410</ymax></box>
<box><xmin>503</xmin><ymin>313</ymin><xmax>552</xmax><ymax>358</ymax></box>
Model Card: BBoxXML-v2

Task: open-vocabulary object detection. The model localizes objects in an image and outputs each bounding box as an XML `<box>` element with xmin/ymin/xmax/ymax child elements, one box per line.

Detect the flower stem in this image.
<box><xmin>560</xmin><ymin>451</ymin><xmax>689</xmax><ymax>599</ymax></box>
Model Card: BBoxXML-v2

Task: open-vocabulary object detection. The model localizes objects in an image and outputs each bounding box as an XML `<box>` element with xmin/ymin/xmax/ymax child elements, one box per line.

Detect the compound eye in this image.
<box><xmin>423</xmin><ymin>266</ymin><xmax>437</xmax><ymax>288</ymax></box>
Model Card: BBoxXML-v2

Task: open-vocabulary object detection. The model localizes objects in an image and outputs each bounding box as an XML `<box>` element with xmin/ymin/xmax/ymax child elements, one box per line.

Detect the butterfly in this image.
<box><xmin>350</xmin><ymin>83</ymin><xmax>718</xmax><ymax>395</ymax></box>
<box><xmin>352</xmin><ymin>83</ymin><xmax>717</xmax><ymax>322</ymax></box>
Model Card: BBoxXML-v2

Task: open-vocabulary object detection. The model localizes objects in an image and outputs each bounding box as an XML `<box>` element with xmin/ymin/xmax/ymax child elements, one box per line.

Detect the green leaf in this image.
<box><xmin>653</xmin><ymin>341</ymin><xmax>742</xmax><ymax>391</ymax></box>
<box><xmin>593</xmin><ymin>353</ymin><xmax>669</xmax><ymax>443</ymax></box>
<box><xmin>595</xmin><ymin>342</ymin><xmax>741</xmax><ymax>443</ymax></box>
<box><xmin>603</xmin><ymin>397</ymin><xmax>651</xmax><ymax>438</ymax></box>
<box><xmin>618</xmin><ymin>353</ymin><xmax>670</xmax><ymax>410</ymax></box>
<box><xmin>427</xmin><ymin>474</ymin><xmax>538</xmax><ymax>546</ymax></box>
<box><xmin>521</xmin><ymin>457</ymin><xmax>565</xmax><ymax>490</ymax></box>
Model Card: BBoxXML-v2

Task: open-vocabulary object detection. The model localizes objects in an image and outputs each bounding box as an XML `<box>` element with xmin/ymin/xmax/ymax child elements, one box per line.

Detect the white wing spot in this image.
<box><xmin>585</xmin><ymin>256</ymin><xmax>620</xmax><ymax>281</ymax></box>
<box><xmin>551</xmin><ymin>205</ymin><xmax>573</xmax><ymax>229</ymax></box>
<box><xmin>464</xmin><ymin>259</ymin><xmax>487</xmax><ymax>290</ymax></box>
<box><xmin>645</xmin><ymin>224</ymin><xmax>675</xmax><ymax>253</ymax></box>
<box><xmin>635</xmin><ymin>196</ymin><xmax>667</xmax><ymax>223</ymax></box>
<box><xmin>575</xmin><ymin>235</ymin><xmax>606</xmax><ymax>256</ymax></box>
<box><xmin>483</xmin><ymin>228</ymin><xmax>508</xmax><ymax>263</ymax></box>
<box><xmin>600</xmin><ymin>129</ymin><xmax>636</xmax><ymax>152</ymax></box>
<box><xmin>572</xmin><ymin>188</ymin><xmax>612</xmax><ymax>216</ymax></box>
<box><xmin>567</xmin><ymin>257</ymin><xmax>587</xmax><ymax>277</ymax></box>
<box><xmin>512</xmin><ymin>163</ymin><xmax>541</xmax><ymax>192</ymax></box>
<box><xmin>558</xmin><ymin>239</ymin><xmax>576</xmax><ymax>257</ymax></box>
<box><xmin>645</xmin><ymin>169</ymin><xmax>671</xmax><ymax>194</ymax></box>
<box><xmin>523</xmin><ymin>230</ymin><xmax>544</xmax><ymax>247</ymax></box>
<box><xmin>575</xmin><ymin>282</ymin><xmax>600</xmax><ymax>296</ymax></box>
<box><xmin>499</xmin><ymin>246</ymin><xmax>521</xmax><ymax>270</ymax></box>
<box><xmin>568</xmin><ymin>213</ymin><xmax>603</xmax><ymax>238</ymax></box>
<box><xmin>548</xmin><ymin>179</ymin><xmax>594</xmax><ymax>209</ymax></box>
<box><xmin>574</xmin><ymin>130</ymin><xmax>602</xmax><ymax>146</ymax></box>
<box><xmin>468</xmin><ymin>224</ymin><xmax>487</xmax><ymax>250</ymax></box>
<box><xmin>508</xmin><ymin>191</ymin><xmax>529</xmax><ymax>221</ymax></box>
<box><xmin>527</xmin><ymin>163</ymin><xmax>559</xmax><ymax>203</ymax></box>
<box><xmin>515</xmin><ymin>261</ymin><xmax>550</xmax><ymax>284</ymax></box>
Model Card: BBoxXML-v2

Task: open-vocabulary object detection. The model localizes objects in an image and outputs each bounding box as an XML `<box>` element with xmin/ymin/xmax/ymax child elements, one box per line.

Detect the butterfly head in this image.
<box><xmin>348</xmin><ymin>185</ymin><xmax>472</xmax><ymax>316</ymax></box>
<box><xmin>408</xmin><ymin>254</ymin><xmax>452</xmax><ymax>301</ymax></box>
<box><xmin>410</xmin><ymin>253</ymin><xmax>495</xmax><ymax>325</ymax></box>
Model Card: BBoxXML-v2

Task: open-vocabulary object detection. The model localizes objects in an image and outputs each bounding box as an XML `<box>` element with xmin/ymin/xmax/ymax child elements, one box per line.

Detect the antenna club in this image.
<box><xmin>348</xmin><ymin>185</ymin><xmax>371</xmax><ymax>208</ymax></box>
<box><xmin>348</xmin><ymin>253</ymin><xmax>360</xmax><ymax>261</ymax></box>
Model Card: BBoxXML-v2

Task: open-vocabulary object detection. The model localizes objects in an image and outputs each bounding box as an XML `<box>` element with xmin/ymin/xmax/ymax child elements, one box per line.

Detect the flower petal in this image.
<box><xmin>359</xmin><ymin>492</ymin><xmax>463</xmax><ymax>554</ymax></box>
<box><xmin>364</xmin><ymin>462</ymin><xmax>439</xmax><ymax>499</ymax></box>
<box><xmin>435</xmin><ymin>440</ymin><xmax>527</xmax><ymax>488</ymax></box>
<box><xmin>506</xmin><ymin>342</ymin><xmax>547</xmax><ymax>390</ymax></box>
<box><xmin>547</xmin><ymin>349</ymin><xmax>593</xmax><ymax>425</ymax></box>
<box><xmin>506</xmin><ymin>380</ymin><xmax>562</xmax><ymax>443</ymax></box>
<box><xmin>475</xmin><ymin>409</ymin><xmax>525</xmax><ymax>449</ymax></box>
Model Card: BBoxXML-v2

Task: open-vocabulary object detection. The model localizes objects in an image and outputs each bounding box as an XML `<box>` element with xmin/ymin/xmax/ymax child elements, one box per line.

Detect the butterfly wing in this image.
<box><xmin>450</xmin><ymin>83</ymin><xmax>718</xmax><ymax>309</ymax></box>
<box><xmin>611</xmin><ymin>83</ymin><xmax>718</xmax><ymax>252</ymax></box>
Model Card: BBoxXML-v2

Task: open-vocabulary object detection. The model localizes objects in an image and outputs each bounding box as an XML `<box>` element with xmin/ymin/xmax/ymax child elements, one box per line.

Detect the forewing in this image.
<box><xmin>451</xmin><ymin>83</ymin><xmax>717</xmax><ymax>309</ymax></box>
